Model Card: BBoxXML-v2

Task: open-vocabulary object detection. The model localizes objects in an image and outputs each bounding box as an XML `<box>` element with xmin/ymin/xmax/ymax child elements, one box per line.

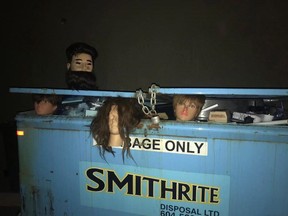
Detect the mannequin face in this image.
<box><xmin>109</xmin><ymin>105</ymin><xmax>119</xmax><ymax>135</ymax></box>
<box><xmin>174</xmin><ymin>101</ymin><xmax>198</xmax><ymax>121</ymax></box>
<box><xmin>34</xmin><ymin>100</ymin><xmax>57</xmax><ymax>115</ymax></box>
<box><xmin>67</xmin><ymin>53</ymin><xmax>93</xmax><ymax>72</ymax></box>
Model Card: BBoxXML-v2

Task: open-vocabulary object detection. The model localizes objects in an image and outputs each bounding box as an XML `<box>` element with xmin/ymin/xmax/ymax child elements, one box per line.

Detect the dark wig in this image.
<box><xmin>66</xmin><ymin>42</ymin><xmax>98</xmax><ymax>63</ymax></box>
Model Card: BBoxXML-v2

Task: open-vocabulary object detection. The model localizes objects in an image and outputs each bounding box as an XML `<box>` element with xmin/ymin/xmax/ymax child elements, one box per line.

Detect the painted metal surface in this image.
<box><xmin>10</xmin><ymin>87</ymin><xmax>288</xmax><ymax>98</ymax></box>
<box><xmin>16</xmin><ymin>113</ymin><xmax>288</xmax><ymax>216</ymax></box>
<box><xmin>12</xmin><ymin>87</ymin><xmax>288</xmax><ymax>216</ymax></box>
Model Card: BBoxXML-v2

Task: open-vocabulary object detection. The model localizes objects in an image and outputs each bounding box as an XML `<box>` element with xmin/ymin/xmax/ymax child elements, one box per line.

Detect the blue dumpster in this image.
<box><xmin>10</xmin><ymin>87</ymin><xmax>288</xmax><ymax>216</ymax></box>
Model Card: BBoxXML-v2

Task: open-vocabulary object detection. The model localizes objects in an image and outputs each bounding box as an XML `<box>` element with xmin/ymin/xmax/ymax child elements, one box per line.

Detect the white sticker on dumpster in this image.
<box><xmin>129</xmin><ymin>137</ymin><xmax>208</xmax><ymax>156</ymax></box>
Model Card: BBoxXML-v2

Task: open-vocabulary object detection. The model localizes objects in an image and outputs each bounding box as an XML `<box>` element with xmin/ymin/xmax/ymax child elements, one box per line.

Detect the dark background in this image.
<box><xmin>2</xmin><ymin>0</ymin><xmax>288</xmax><ymax>123</ymax></box>
<box><xmin>0</xmin><ymin>1</ymin><xmax>287</xmax><ymax>211</ymax></box>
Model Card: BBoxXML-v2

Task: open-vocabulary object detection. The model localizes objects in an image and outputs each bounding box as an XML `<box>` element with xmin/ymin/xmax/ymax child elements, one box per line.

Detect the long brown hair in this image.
<box><xmin>90</xmin><ymin>97</ymin><xmax>143</xmax><ymax>161</ymax></box>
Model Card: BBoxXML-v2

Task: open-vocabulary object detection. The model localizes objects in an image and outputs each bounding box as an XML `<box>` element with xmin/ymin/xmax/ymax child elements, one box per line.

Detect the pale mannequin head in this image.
<box><xmin>34</xmin><ymin>101</ymin><xmax>57</xmax><ymax>115</ymax></box>
<box><xmin>173</xmin><ymin>95</ymin><xmax>206</xmax><ymax>121</ymax></box>
<box><xmin>66</xmin><ymin>42</ymin><xmax>98</xmax><ymax>67</ymax></box>
<box><xmin>67</xmin><ymin>53</ymin><xmax>93</xmax><ymax>72</ymax></box>
<box><xmin>33</xmin><ymin>94</ymin><xmax>62</xmax><ymax>116</ymax></box>
<box><xmin>90</xmin><ymin>97</ymin><xmax>144</xmax><ymax>161</ymax></box>
<box><xmin>108</xmin><ymin>105</ymin><xmax>120</xmax><ymax>135</ymax></box>
<box><xmin>108</xmin><ymin>105</ymin><xmax>123</xmax><ymax>147</ymax></box>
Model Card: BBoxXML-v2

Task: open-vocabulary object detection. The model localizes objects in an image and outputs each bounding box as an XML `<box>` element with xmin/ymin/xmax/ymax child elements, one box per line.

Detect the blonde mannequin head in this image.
<box><xmin>173</xmin><ymin>94</ymin><xmax>206</xmax><ymax>121</ymax></box>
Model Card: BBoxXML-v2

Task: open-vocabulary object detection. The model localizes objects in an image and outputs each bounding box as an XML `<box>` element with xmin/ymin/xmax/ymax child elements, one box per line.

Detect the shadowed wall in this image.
<box><xmin>2</xmin><ymin>0</ymin><xmax>288</xmax><ymax>122</ymax></box>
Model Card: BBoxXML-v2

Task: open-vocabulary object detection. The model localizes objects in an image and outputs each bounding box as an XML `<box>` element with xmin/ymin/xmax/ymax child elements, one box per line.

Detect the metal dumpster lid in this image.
<box><xmin>9</xmin><ymin>87</ymin><xmax>288</xmax><ymax>99</ymax></box>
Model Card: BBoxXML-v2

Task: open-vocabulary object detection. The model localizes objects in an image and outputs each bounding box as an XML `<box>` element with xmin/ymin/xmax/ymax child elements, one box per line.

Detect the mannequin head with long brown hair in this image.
<box><xmin>90</xmin><ymin>97</ymin><xmax>144</xmax><ymax>161</ymax></box>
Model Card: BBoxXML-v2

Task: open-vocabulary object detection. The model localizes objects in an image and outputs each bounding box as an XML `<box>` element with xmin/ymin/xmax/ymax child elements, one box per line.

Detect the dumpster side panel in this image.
<box><xmin>16</xmin><ymin>115</ymin><xmax>288</xmax><ymax>216</ymax></box>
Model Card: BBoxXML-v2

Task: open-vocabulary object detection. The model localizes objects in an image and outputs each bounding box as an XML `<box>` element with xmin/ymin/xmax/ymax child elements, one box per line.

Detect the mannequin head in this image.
<box><xmin>65</xmin><ymin>42</ymin><xmax>98</xmax><ymax>90</ymax></box>
<box><xmin>33</xmin><ymin>94</ymin><xmax>62</xmax><ymax>116</ymax></box>
<box><xmin>90</xmin><ymin>97</ymin><xmax>144</xmax><ymax>160</ymax></box>
<box><xmin>66</xmin><ymin>42</ymin><xmax>98</xmax><ymax>67</ymax></box>
<box><xmin>68</xmin><ymin>53</ymin><xmax>93</xmax><ymax>72</ymax></box>
<box><xmin>108</xmin><ymin>105</ymin><xmax>120</xmax><ymax>136</ymax></box>
<box><xmin>173</xmin><ymin>94</ymin><xmax>206</xmax><ymax>121</ymax></box>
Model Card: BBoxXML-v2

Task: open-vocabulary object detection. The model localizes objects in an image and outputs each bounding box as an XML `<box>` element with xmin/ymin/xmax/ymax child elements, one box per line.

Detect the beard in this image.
<box><xmin>65</xmin><ymin>70</ymin><xmax>98</xmax><ymax>90</ymax></box>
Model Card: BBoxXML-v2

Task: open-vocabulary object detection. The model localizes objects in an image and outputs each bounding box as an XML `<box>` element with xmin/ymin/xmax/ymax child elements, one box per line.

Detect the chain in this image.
<box><xmin>136</xmin><ymin>84</ymin><xmax>159</xmax><ymax>117</ymax></box>
<box><xmin>149</xmin><ymin>84</ymin><xmax>158</xmax><ymax>116</ymax></box>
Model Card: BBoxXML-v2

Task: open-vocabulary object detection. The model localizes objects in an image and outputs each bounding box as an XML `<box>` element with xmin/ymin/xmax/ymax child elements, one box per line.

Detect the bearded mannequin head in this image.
<box><xmin>65</xmin><ymin>42</ymin><xmax>98</xmax><ymax>90</ymax></box>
